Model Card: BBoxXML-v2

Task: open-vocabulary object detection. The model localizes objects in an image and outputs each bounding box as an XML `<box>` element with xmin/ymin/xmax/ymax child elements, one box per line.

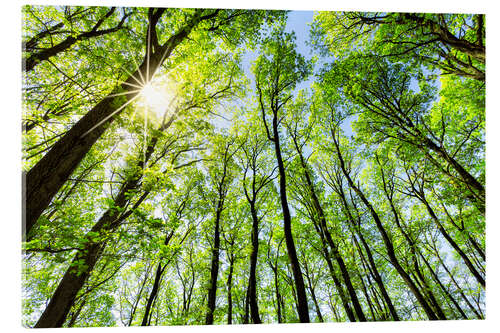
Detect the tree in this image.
<box><xmin>24</xmin><ymin>8</ymin><xmax>280</xmax><ymax>237</ymax></box>
<box><xmin>314</xmin><ymin>12</ymin><xmax>485</xmax><ymax>81</ymax></box>
<box><xmin>253</xmin><ymin>24</ymin><xmax>312</xmax><ymax>323</ymax></box>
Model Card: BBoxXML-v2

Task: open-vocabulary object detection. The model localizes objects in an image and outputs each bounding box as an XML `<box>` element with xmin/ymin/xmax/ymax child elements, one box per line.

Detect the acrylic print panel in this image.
<box><xmin>21</xmin><ymin>0</ymin><xmax>485</xmax><ymax>328</ymax></box>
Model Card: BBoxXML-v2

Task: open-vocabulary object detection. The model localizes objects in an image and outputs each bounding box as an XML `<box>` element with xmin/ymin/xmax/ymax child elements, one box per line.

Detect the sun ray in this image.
<box><xmin>119</xmin><ymin>64</ymin><xmax>146</xmax><ymax>87</ymax></box>
<box><xmin>119</xmin><ymin>80</ymin><xmax>144</xmax><ymax>90</ymax></box>
<box><xmin>127</xmin><ymin>44</ymin><xmax>146</xmax><ymax>87</ymax></box>
<box><xmin>104</xmin><ymin>76</ymin><xmax>144</xmax><ymax>90</ymax></box>
<box><xmin>106</xmin><ymin>89</ymin><xmax>142</xmax><ymax>99</ymax></box>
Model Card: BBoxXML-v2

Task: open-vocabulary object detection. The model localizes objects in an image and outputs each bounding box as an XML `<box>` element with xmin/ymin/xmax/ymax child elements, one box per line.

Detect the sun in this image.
<box><xmin>138</xmin><ymin>77</ymin><xmax>178</xmax><ymax>121</ymax></box>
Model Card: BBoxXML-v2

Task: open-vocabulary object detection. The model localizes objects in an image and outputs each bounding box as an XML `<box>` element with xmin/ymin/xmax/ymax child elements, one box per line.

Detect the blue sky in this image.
<box><xmin>236</xmin><ymin>10</ymin><xmax>355</xmax><ymax>136</ymax></box>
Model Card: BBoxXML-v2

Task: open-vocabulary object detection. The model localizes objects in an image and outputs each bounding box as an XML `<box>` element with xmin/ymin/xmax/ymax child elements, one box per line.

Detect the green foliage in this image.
<box><xmin>22</xmin><ymin>5</ymin><xmax>485</xmax><ymax>328</ymax></box>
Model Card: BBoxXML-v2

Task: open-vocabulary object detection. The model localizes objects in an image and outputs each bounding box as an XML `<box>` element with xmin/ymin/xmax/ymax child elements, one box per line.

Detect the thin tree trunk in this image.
<box><xmin>271</xmin><ymin>263</ymin><xmax>282</xmax><ymax>323</ymax></box>
<box><xmin>318</xmin><ymin>237</ymin><xmax>356</xmax><ymax>322</ymax></box>
<box><xmin>243</xmin><ymin>286</ymin><xmax>250</xmax><ymax>324</ymax></box>
<box><xmin>356</xmin><ymin>268</ymin><xmax>376</xmax><ymax>320</ymax></box>
<box><xmin>420</xmin><ymin>196</ymin><xmax>485</xmax><ymax>287</ymax></box>
<box><xmin>205</xmin><ymin>196</ymin><xmax>224</xmax><ymax>324</ymax></box>
<box><xmin>303</xmin><ymin>260</ymin><xmax>324</xmax><ymax>322</ymax></box>
<box><xmin>270</xmin><ymin>113</ymin><xmax>310</xmax><ymax>322</ymax></box>
<box><xmin>227</xmin><ymin>255</ymin><xmax>235</xmax><ymax>324</ymax></box>
<box><xmin>141</xmin><ymin>262</ymin><xmax>165</xmax><ymax>326</ymax></box>
<box><xmin>338</xmin><ymin>188</ymin><xmax>400</xmax><ymax>321</ymax></box>
<box><xmin>66</xmin><ymin>297</ymin><xmax>86</xmax><ymax>327</ymax></box>
<box><xmin>430</xmin><ymin>238</ymin><xmax>484</xmax><ymax>318</ymax></box>
<box><xmin>128</xmin><ymin>266</ymin><xmax>150</xmax><ymax>326</ymax></box>
<box><xmin>419</xmin><ymin>252</ymin><xmax>468</xmax><ymax>319</ymax></box>
<box><xmin>411</xmin><ymin>254</ymin><xmax>447</xmax><ymax>320</ymax></box>
<box><xmin>247</xmin><ymin>203</ymin><xmax>262</xmax><ymax>323</ymax></box>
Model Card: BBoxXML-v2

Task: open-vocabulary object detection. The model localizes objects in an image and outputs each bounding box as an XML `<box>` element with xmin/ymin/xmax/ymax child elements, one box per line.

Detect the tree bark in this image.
<box><xmin>317</xmin><ymin>231</ymin><xmax>356</xmax><ymax>322</ymax></box>
<box><xmin>34</xmin><ymin>110</ymin><xmax>167</xmax><ymax>328</ymax></box>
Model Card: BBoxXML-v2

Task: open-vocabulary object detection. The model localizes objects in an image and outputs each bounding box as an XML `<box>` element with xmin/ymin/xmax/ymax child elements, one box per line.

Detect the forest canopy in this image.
<box><xmin>21</xmin><ymin>5</ymin><xmax>485</xmax><ymax>328</ymax></box>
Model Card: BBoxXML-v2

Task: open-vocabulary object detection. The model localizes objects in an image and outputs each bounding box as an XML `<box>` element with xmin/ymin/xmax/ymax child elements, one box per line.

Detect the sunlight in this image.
<box><xmin>139</xmin><ymin>80</ymin><xmax>174</xmax><ymax>120</ymax></box>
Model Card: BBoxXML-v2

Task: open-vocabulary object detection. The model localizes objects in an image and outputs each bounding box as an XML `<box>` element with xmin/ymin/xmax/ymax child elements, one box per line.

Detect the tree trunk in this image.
<box><xmin>432</xmin><ymin>242</ymin><xmax>483</xmax><ymax>318</ymax></box>
<box><xmin>303</xmin><ymin>260</ymin><xmax>324</xmax><ymax>322</ymax></box>
<box><xmin>318</xmin><ymin>236</ymin><xmax>356</xmax><ymax>322</ymax></box>
<box><xmin>270</xmin><ymin>113</ymin><xmax>310</xmax><ymax>323</ymax></box>
<box><xmin>270</xmin><ymin>263</ymin><xmax>283</xmax><ymax>323</ymax></box>
<box><xmin>128</xmin><ymin>267</ymin><xmax>150</xmax><ymax>326</ymax></box>
<box><xmin>205</xmin><ymin>201</ymin><xmax>223</xmax><ymax>324</ymax></box>
<box><xmin>419</xmin><ymin>252</ymin><xmax>468</xmax><ymax>319</ymax></box>
<box><xmin>337</xmin><ymin>186</ymin><xmax>400</xmax><ymax>321</ymax></box>
<box><xmin>227</xmin><ymin>255</ymin><xmax>235</xmax><ymax>324</ymax></box>
<box><xmin>248</xmin><ymin>203</ymin><xmax>262</xmax><ymax>323</ymax></box>
<box><xmin>34</xmin><ymin>117</ymin><xmax>162</xmax><ymax>328</ymax></box>
<box><xmin>34</xmin><ymin>226</ymin><xmax>107</xmax><ymax>327</ymax></box>
<box><xmin>141</xmin><ymin>262</ymin><xmax>165</xmax><ymax>326</ymax></box>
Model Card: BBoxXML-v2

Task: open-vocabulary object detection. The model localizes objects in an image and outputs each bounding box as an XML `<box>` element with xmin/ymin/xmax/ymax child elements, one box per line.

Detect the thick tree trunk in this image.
<box><xmin>34</xmin><ymin>220</ymin><xmax>110</xmax><ymax>327</ymax></box>
<box><xmin>34</xmin><ymin>179</ymin><xmax>147</xmax><ymax>328</ymax></box>
<box><xmin>34</xmin><ymin>118</ymin><xmax>161</xmax><ymax>328</ymax></box>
